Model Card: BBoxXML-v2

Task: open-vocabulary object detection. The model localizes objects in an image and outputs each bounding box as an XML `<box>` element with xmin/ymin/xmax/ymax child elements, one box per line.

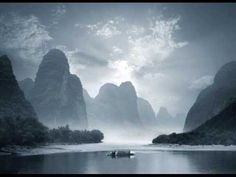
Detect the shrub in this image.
<box><xmin>48</xmin><ymin>125</ymin><xmax>104</xmax><ymax>144</ymax></box>
<box><xmin>0</xmin><ymin>116</ymin><xmax>49</xmax><ymax>147</ymax></box>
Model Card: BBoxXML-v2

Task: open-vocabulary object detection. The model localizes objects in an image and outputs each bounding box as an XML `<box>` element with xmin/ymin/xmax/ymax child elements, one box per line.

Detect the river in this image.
<box><xmin>1</xmin><ymin>143</ymin><xmax>236</xmax><ymax>174</ymax></box>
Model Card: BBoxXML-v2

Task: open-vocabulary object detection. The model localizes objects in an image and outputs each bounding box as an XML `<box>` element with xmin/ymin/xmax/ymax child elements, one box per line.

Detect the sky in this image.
<box><xmin>0</xmin><ymin>3</ymin><xmax>236</xmax><ymax>117</ymax></box>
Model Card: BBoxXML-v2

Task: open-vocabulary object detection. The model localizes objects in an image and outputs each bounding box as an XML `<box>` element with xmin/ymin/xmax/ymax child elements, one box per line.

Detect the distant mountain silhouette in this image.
<box><xmin>153</xmin><ymin>99</ymin><xmax>236</xmax><ymax>145</ymax></box>
<box><xmin>92</xmin><ymin>81</ymin><xmax>143</xmax><ymax>131</ymax></box>
<box><xmin>21</xmin><ymin>49</ymin><xmax>88</xmax><ymax>129</ymax></box>
<box><xmin>184</xmin><ymin>61</ymin><xmax>236</xmax><ymax>132</ymax></box>
<box><xmin>0</xmin><ymin>55</ymin><xmax>37</xmax><ymax>119</ymax></box>
<box><xmin>156</xmin><ymin>107</ymin><xmax>173</xmax><ymax>124</ymax></box>
<box><xmin>137</xmin><ymin>97</ymin><xmax>157</xmax><ymax>129</ymax></box>
<box><xmin>83</xmin><ymin>81</ymin><xmax>161</xmax><ymax>135</ymax></box>
<box><xmin>18</xmin><ymin>78</ymin><xmax>34</xmax><ymax>99</ymax></box>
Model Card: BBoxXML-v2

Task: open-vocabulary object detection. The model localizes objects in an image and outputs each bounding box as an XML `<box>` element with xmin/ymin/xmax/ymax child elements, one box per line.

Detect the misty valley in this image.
<box><xmin>1</xmin><ymin>3</ymin><xmax>236</xmax><ymax>174</ymax></box>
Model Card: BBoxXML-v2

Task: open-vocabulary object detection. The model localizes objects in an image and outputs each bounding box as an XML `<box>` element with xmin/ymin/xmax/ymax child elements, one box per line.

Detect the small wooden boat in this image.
<box><xmin>107</xmin><ymin>150</ymin><xmax>135</xmax><ymax>158</ymax></box>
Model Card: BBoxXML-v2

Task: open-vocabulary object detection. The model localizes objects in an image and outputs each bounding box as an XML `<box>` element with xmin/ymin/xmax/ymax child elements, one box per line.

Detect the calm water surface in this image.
<box><xmin>1</xmin><ymin>150</ymin><xmax>236</xmax><ymax>174</ymax></box>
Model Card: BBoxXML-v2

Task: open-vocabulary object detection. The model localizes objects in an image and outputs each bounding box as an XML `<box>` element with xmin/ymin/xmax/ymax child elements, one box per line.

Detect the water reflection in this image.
<box><xmin>1</xmin><ymin>151</ymin><xmax>236</xmax><ymax>174</ymax></box>
<box><xmin>175</xmin><ymin>151</ymin><xmax>236</xmax><ymax>174</ymax></box>
<box><xmin>107</xmin><ymin>155</ymin><xmax>135</xmax><ymax>159</ymax></box>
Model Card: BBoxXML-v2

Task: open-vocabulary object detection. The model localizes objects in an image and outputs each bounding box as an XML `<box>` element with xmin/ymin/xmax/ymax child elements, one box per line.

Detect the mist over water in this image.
<box><xmin>1</xmin><ymin>3</ymin><xmax>236</xmax><ymax>174</ymax></box>
<box><xmin>94</xmin><ymin>126</ymin><xmax>183</xmax><ymax>145</ymax></box>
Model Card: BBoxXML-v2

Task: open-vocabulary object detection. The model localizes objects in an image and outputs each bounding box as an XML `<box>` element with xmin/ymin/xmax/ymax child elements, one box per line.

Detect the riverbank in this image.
<box><xmin>2</xmin><ymin>142</ymin><xmax>236</xmax><ymax>157</ymax></box>
<box><xmin>0</xmin><ymin>142</ymin><xmax>101</xmax><ymax>156</ymax></box>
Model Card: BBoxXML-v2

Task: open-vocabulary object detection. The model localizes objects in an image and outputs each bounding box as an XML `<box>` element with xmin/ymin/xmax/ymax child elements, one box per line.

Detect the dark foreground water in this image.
<box><xmin>1</xmin><ymin>150</ymin><xmax>236</xmax><ymax>174</ymax></box>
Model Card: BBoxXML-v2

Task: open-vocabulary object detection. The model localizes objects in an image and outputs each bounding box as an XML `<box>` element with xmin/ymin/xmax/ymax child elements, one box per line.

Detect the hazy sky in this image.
<box><xmin>1</xmin><ymin>3</ymin><xmax>236</xmax><ymax>116</ymax></box>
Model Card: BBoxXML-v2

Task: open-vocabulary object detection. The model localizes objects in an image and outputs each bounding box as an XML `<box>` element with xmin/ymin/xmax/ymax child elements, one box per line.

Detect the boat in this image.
<box><xmin>106</xmin><ymin>150</ymin><xmax>135</xmax><ymax>158</ymax></box>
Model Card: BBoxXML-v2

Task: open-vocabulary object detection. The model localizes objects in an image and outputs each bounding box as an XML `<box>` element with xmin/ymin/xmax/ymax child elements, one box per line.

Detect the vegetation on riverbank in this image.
<box><xmin>48</xmin><ymin>125</ymin><xmax>104</xmax><ymax>144</ymax></box>
<box><xmin>0</xmin><ymin>116</ymin><xmax>104</xmax><ymax>149</ymax></box>
<box><xmin>152</xmin><ymin>102</ymin><xmax>236</xmax><ymax>145</ymax></box>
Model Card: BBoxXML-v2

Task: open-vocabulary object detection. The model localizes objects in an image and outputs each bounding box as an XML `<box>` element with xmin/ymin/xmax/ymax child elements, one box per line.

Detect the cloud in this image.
<box><xmin>96</xmin><ymin>25</ymin><xmax>121</xmax><ymax>39</ymax></box>
<box><xmin>112</xmin><ymin>46</ymin><xmax>123</xmax><ymax>54</ymax></box>
<box><xmin>0</xmin><ymin>12</ymin><xmax>53</xmax><ymax>63</ymax></box>
<box><xmin>76</xmin><ymin>51</ymin><xmax>108</xmax><ymax>66</ymax></box>
<box><xmin>107</xmin><ymin>60</ymin><xmax>134</xmax><ymax>84</ymax></box>
<box><xmin>84</xmin><ymin>17</ymin><xmax>124</xmax><ymax>39</ymax></box>
<box><xmin>143</xmin><ymin>73</ymin><xmax>166</xmax><ymax>80</ymax></box>
<box><xmin>74</xmin><ymin>23</ymin><xmax>83</xmax><ymax>28</ymax></box>
<box><xmin>78</xmin><ymin>14</ymin><xmax>188</xmax><ymax>87</ymax></box>
<box><xmin>189</xmin><ymin>75</ymin><xmax>214</xmax><ymax>90</ymax></box>
<box><xmin>55</xmin><ymin>45</ymin><xmax>108</xmax><ymax>74</ymax></box>
<box><xmin>51</xmin><ymin>4</ymin><xmax>66</xmax><ymax>25</ymax></box>
<box><xmin>81</xmin><ymin>14</ymin><xmax>187</xmax><ymax>75</ymax></box>
<box><xmin>126</xmin><ymin>25</ymin><xmax>145</xmax><ymax>36</ymax></box>
<box><xmin>108</xmin><ymin>15</ymin><xmax>188</xmax><ymax>79</ymax></box>
<box><xmin>128</xmin><ymin>16</ymin><xmax>187</xmax><ymax>67</ymax></box>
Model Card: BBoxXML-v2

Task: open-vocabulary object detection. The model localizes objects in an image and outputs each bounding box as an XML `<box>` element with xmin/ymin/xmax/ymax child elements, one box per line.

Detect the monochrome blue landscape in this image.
<box><xmin>1</xmin><ymin>3</ymin><xmax>236</xmax><ymax>174</ymax></box>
